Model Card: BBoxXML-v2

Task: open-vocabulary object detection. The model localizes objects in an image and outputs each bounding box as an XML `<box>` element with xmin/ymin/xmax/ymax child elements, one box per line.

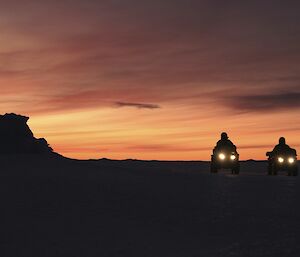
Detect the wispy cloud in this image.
<box><xmin>115</xmin><ymin>101</ymin><xmax>160</xmax><ymax>109</ymax></box>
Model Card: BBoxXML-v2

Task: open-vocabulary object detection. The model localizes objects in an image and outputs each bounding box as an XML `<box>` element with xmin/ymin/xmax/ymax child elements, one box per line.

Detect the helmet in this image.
<box><xmin>279</xmin><ymin>137</ymin><xmax>286</xmax><ymax>145</ymax></box>
<box><xmin>221</xmin><ymin>132</ymin><xmax>228</xmax><ymax>140</ymax></box>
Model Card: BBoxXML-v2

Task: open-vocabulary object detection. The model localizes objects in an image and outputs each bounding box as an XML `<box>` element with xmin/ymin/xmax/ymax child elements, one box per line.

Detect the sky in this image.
<box><xmin>0</xmin><ymin>0</ymin><xmax>300</xmax><ymax>160</ymax></box>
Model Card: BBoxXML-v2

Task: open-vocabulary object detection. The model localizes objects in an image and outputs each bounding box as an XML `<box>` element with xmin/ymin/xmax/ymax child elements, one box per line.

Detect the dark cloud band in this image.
<box><xmin>223</xmin><ymin>92</ymin><xmax>300</xmax><ymax>112</ymax></box>
<box><xmin>115</xmin><ymin>101</ymin><xmax>160</xmax><ymax>109</ymax></box>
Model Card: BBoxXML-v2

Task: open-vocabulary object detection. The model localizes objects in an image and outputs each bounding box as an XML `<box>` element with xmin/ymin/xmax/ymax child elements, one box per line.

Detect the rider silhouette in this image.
<box><xmin>214</xmin><ymin>132</ymin><xmax>237</xmax><ymax>153</ymax></box>
<box><xmin>272</xmin><ymin>137</ymin><xmax>296</xmax><ymax>155</ymax></box>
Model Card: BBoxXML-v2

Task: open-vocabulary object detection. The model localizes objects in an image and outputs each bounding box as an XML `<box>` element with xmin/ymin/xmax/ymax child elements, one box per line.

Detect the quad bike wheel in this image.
<box><xmin>270</xmin><ymin>164</ymin><xmax>277</xmax><ymax>176</ymax></box>
<box><xmin>210</xmin><ymin>164</ymin><xmax>218</xmax><ymax>173</ymax></box>
<box><xmin>291</xmin><ymin>167</ymin><xmax>298</xmax><ymax>176</ymax></box>
<box><xmin>231</xmin><ymin>166</ymin><xmax>240</xmax><ymax>175</ymax></box>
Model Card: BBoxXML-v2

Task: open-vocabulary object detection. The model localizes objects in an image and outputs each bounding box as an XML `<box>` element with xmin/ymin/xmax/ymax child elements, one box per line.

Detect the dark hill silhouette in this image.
<box><xmin>0</xmin><ymin>113</ymin><xmax>53</xmax><ymax>154</ymax></box>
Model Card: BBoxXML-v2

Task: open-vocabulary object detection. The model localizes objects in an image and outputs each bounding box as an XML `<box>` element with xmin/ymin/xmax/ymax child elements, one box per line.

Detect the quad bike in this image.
<box><xmin>266</xmin><ymin>150</ymin><xmax>298</xmax><ymax>176</ymax></box>
<box><xmin>211</xmin><ymin>149</ymin><xmax>240</xmax><ymax>175</ymax></box>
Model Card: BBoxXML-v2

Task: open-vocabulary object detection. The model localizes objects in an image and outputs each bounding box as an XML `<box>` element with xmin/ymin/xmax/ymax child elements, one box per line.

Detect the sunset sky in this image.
<box><xmin>0</xmin><ymin>0</ymin><xmax>299</xmax><ymax>160</ymax></box>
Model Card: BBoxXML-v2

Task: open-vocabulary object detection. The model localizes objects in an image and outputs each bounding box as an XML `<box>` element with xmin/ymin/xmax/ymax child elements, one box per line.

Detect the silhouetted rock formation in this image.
<box><xmin>0</xmin><ymin>113</ymin><xmax>53</xmax><ymax>154</ymax></box>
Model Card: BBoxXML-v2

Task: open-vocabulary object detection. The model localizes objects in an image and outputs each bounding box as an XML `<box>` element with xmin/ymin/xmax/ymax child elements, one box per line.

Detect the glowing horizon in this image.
<box><xmin>1</xmin><ymin>1</ymin><xmax>300</xmax><ymax>160</ymax></box>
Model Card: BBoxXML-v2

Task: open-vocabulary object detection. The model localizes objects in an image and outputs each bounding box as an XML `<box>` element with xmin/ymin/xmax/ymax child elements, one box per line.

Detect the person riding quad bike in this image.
<box><xmin>266</xmin><ymin>137</ymin><xmax>298</xmax><ymax>176</ymax></box>
<box><xmin>211</xmin><ymin>132</ymin><xmax>240</xmax><ymax>174</ymax></box>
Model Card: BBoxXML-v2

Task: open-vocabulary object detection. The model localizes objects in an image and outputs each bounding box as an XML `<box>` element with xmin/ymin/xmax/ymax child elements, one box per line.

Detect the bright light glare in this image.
<box><xmin>288</xmin><ymin>157</ymin><xmax>295</xmax><ymax>164</ymax></box>
<box><xmin>230</xmin><ymin>155</ymin><xmax>236</xmax><ymax>160</ymax></box>
<box><xmin>219</xmin><ymin>153</ymin><xmax>226</xmax><ymax>160</ymax></box>
<box><xmin>278</xmin><ymin>157</ymin><xmax>284</xmax><ymax>163</ymax></box>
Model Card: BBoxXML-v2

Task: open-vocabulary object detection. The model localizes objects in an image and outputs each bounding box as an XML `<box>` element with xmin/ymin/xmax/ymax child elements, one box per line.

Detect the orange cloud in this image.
<box><xmin>0</xmin><ymin>0</ymin><xmax>299</xmax><ymax>160</ymax></box>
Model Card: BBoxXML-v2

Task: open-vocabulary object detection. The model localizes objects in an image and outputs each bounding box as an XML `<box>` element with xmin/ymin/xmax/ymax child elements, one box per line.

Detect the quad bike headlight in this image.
<box><xmin>230</xmin><ymin>155</ymin><xmax>236</xmax><ymax>160</ymax></box>
<box><xmin>288</xmin><ymin>157</ymin><xmax>295</xmax><ymax>164</ymax></box>
<box><xmin>219</xmin><ymin>153</ymin><xmax>226</xmax><ymax>160</ymax></box>
<box><xmin>278</xmin><ymin>157</ymin><xmax>284</xmax><ymax>163</ymax></box>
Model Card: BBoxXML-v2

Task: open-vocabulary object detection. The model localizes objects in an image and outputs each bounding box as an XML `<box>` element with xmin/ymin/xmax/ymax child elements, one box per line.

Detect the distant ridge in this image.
<box><xmin>0</xmin><ymin>113</ymin><xmax>53</xmax><ymax>154</ymax></box>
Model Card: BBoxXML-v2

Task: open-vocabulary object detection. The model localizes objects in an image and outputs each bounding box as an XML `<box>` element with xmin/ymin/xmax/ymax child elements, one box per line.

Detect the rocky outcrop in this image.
<box><xmin>0</xmin><ymin>113</ymin><xmax>53</xmax><ymax>154</ymax></box>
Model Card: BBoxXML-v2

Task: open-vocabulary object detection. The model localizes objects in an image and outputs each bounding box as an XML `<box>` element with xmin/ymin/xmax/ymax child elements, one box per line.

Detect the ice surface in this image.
<box><xmin>0</xmin><ymin>156</ymin><xmax>299</xmax><ymax>257</ymax></box>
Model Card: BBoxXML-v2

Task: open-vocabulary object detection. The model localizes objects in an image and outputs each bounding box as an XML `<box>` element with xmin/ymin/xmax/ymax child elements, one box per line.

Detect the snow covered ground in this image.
<box><xmin>0</xmin><ymin>156</ymin><xmax>299</xmax><ymax>257</ymax></box>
